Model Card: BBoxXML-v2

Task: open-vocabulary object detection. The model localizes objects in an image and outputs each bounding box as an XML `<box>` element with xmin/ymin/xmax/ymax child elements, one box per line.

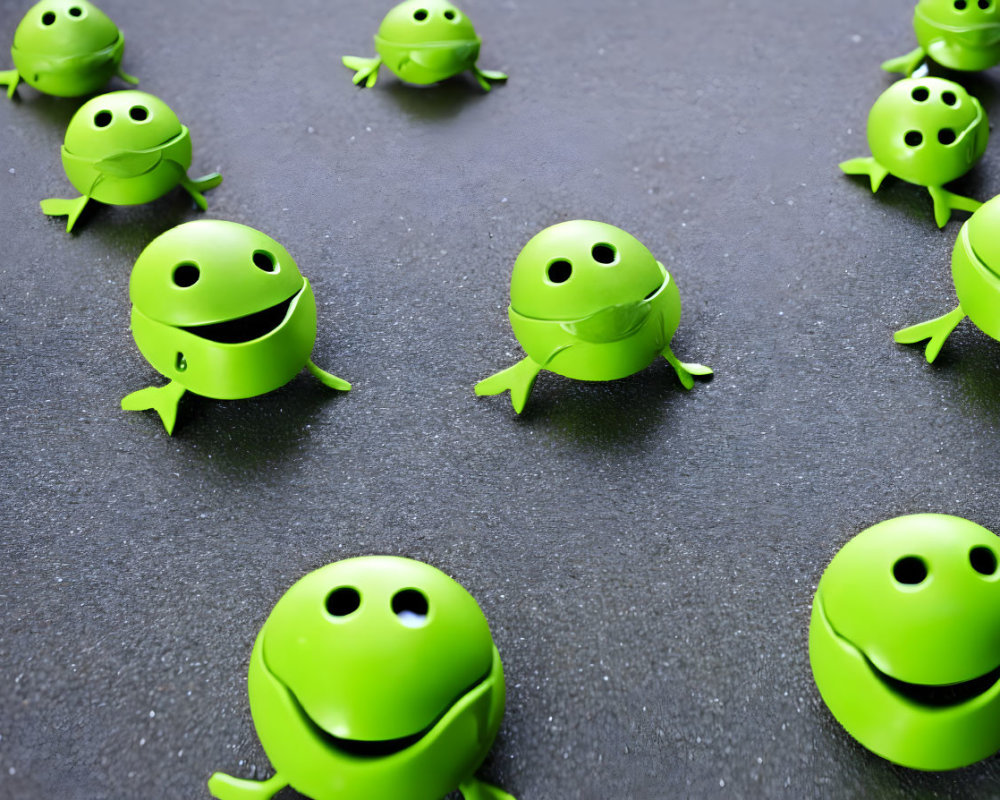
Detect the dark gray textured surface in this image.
<box><xmin>3</xmin><ymin>0</ymin><xmax>1000</xmax><ymax>797</ymax></box>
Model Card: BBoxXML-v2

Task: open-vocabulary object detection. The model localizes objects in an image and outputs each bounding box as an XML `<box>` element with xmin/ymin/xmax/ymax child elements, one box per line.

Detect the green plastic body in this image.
<box><xmin>809</xmin><ymin>514</ymin><xmax>1000</xmax><ymax>770</ymax></box>
<box><xmin>210</xmin><ymin>556</ymin><xmax>512</xmax><ymax>800</ymax></box>
<box><xmin>5</xmin><ymin>0</ymin><xmax>130</xmax><ymax>97</ymax></box>
<box><xmin>914</xmin><ymin>0</ymin><xmax>1000</xmax><ymax>71</ymax></box>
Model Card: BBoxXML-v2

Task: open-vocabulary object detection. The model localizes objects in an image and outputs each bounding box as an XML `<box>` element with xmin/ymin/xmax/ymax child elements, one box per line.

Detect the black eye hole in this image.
<box><xmin>41</xmin><ymin>11</ymin><xmax>55</xmax><ymax>24</ymax></box>
<box><xmin>413</xmin><ymin>8</ymin><xmax>428</xmax><ymax>20</ymax></box>
<box><xmin>911</xmin><ymin>87</ymin><xmax>929</xmax><ymax>102</ymax></box>
<box><xmin>326</xmin><ymin>587</ymin><xmax>361</xmax><ymax>617</ymax></box>
<box><xmin>904</xmin><ymin>130</ymin><xmax>923</xmax><ymax>147</ymax></box>
<box><xmin>392</xmin><ymin>589</ymin><xmax>428</xmax><ymax>626</ymax></box>
<box><xmin>94</xmin><ymin>110</ymin><xmax>112</xmax><ymax>128</ymax></box>
<box><xmin>980</xmin><ymin>0</ymin><xmax>991</xmax><ymax>8</ymax></box>
<box><xmin>942</xmin><ymin>91</ymin><xmax>958</xmax><ymax>106</ymax></box>
<box><xmin>893</xmin><ymin>556</ymin><xmax>928</xmax><ymax>585</ymax></box>
<box><xmin>129</xmin><ymin>105</ymin><xmax>148</xmax><ymax>121</ymax></box>
<box><xmin>956</xmin><ymin>0</ymin><xmax>968</xmax><ymax>9</ymax></box>
<box><xmin>592</xmin><ymin>243</ymin><xmax>617</xmax><ymax>265</ymax></box>
<box><xmin>68</xmin><ymin>6</ymin><xmax>82</xmax><ymax>16</ymax></box>
<box><xmin>172</xmin><ymin>263</ymin><xmax>200</xmax><ymax>287</ymax></box>
<box><xmin>971</xmin><ymin>546</ymin><xmax>998</xmax><ymax>576</ymax></box>
<box><xmin>938</xmin><ymin>128</ymin><xmax>957</xmax><ymax>145</ymax></box>
<box><xmin>444</xmin><ymin>8</ymin><xmax>456</xmax><ymax>19</ymax></box>
<box><xmin>547</xmin><ymin>259</ymin><xmax>572</xmax><ymax>283</ymax></box>
<box><xmin>252</xmin><ymin>250</ymin><xmax>277</xmax><ymax>273</ymax></box>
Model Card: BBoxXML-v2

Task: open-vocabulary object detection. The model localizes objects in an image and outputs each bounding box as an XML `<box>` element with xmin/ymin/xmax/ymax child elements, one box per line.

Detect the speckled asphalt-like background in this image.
<box><xmin>3</xmin><ymin>0</ymin><xmax>1000</xmax><ymax>797</ymax></box>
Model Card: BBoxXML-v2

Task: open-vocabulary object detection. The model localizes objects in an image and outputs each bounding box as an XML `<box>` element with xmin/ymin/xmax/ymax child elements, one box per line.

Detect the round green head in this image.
<box><xmin>128</xmin><ymin>220</ymin><xmax>318</xmax><ymax>400</ymax></box>
<box><xmin>374</xmin><ymin>0</ymin><xmax>481</xmax><ymax>84</ymax></box>
<box><xmin>246</xmin><ymin>556</ymin><xmax>505</xmax><ymax>799</ymax></box>
<box><xmin>915</xmin><ymin>0</ymin><xmax>1000</xmax><ymax>71</ymax></box>
<box><xmin>11</xmin><ymin>0</ymin><xmax>124</xmax><ymax>96</ymax></box>
<box><xmin>952</xmin><ymin>195</ymin><xmax>1000</xmax><ymax>340</ymax></box>
<box><xmin>867</xmin><ymin>77</ymin><xmax>988</xmax><ymax>188</ymax></box>
<box><xmin>809</xmin><ymin>514</ymin><xmax>1000</xmax><ymax>770</ymax></box>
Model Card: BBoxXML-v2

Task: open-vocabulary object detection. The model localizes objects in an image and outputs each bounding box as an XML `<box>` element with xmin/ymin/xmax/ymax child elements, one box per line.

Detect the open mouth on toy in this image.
<box><xmin>287</xmin><ymin>667</ymin><xmax>491</xmax><ymax>758</ymax></box>
<box><xmin>866</xmin><ymin>657</ymin><xmax>1000</xmax><ymax>707</ymax></box>
<box><xmin>180</xmin><ymin>288</ymin><xmax>301</xmax><ymax>344</ymax></box>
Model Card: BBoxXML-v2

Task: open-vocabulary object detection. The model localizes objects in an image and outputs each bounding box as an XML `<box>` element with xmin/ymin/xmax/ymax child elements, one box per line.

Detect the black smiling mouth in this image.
<box><xmin>867</xmin><ymin>658</ymin><xmax>1000</xmax><ymax>707</ymax></box>
<box><xmin>180</xmin><ymin>290</ymin><xmax>299</xmax><ymax>344</ymax></box>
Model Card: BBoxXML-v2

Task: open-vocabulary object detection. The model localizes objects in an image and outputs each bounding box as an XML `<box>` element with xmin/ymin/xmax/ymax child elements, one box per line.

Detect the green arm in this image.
<box><xmin>177</xmin><ymin>170</ymin><xmax>223</xmax><ymax>211</ymax></box>
<box><xmin>306</xmin><ymin>359</ymin><xmax>351</xmax><ymax>391</ymax></box>
<box><xmin>475</xmin><ymin>356</ymin><xmax>542</xmax><ymax>414</ymax></box>
<box><xmin>342</xmin><ymin>55</ymin><xmax>382</xmax><ymax>88</ymax></box>
<box><xmin>927</xmin><ymin>186</ymin><xmax>981</xmax><ymax>229</ymax></box>
<box><xmin>0</xmin><ymin>69</ymin><xmax>19</xmax><ymax>99</ymax></box>
<box><xmin>121</xmin><ymin>380</ymin><xmax>186</xmax><ymax>435</ymax></box>
<box><xmin>39</xmin><ymin>195</ymin><xmax>91</xmax><ymax>233</ymax></box>
<box><xmin>459</xmin><ymin>777</ymin><xmax>517</xmax><ymax>800</ymax></box>
<box><xmin>116</xmin><ymin>64</ymin><xmax>139</xmax><ymax>85</ymax></box>
<box><xmin>207</xmin><ymin>771</ymin><xmax>288</xmax><ymax>800</ymax></box>
<box><xmin>894</xmin><ymin>305</ymin><xmax>966</xmax><ymax>363</ymax></box>
<box><xmin>662</xmin><ymin>346</ymin><xmax>712</xmax><ymax>390</ymax></box>
<box><xmin>839</xmin><ymin>157</ymin><xmax>890</xmax><ymax>193</ymax></box>
<box><xmin>471</xmin><ymin>64</ymin><xmax>508</xmax><ymax>92</ymax></box>
<box><xmin>881</xmin><ymin>46</ymin><xmax>926</xmax><ymax>77</ymax></box>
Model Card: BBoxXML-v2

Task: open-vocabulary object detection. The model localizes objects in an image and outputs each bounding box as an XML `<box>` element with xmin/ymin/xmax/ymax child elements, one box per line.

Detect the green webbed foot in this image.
<box><xmin>306</xmin><ymin>359</ymin><xmax>352</xmax><ymax>391</ymax></box>
<box><xmin>0</xmin><ymin>69</ymin><xmax>20</xmax><ymax>99</ymax></box>
<box><xmin>928</xmin><ymin>186</ymin><xmax>981</xmax><ymax>229</ymax></box>
<box><xmin>343</xmin><ymin>55</ymin><xmax>382</xmax><ymax>88</ymax></box>
<box><xmin>894</xmin><ymin>305</ymin><xmax>966</xmax><ymax>363</ymax></box>
<box><xmin>662</xmin><ymin>347</ymin><xmax>712</xmax><ymax>390</ymax></box>
<box><xmin>121</xmin><ymin>380</ymin><xmax>186</xmax><ymax>435</ymax></box>
<box><xmin>459</xmin><ymin>777</ymin><xmax>517</xmax><ymax>800</ymax></box>
<box><xmin>116</xmin><ymin>65</ymin><xmax>139</xmax><ymax>85</ymax></box>
<box><xmin>471</xmin><ymin>65</ymin><xmax>508</xmax><ymax>92</ymax></box>
<box><xmin>475</xmin><ymin>356</ymin><xmax>542</xmax><ymax>414</ymax></box>
<box><xmin>178</xmin><ymin>171</ymin><xmax>223</xmax><ymax>211</ymax></box>
<box><xmin>207</xmin><ymin>771</ymin><xmax>288</xmax><ymax>800</ymax></box>
<box><xmin>881</xmin><ymin>46</ymin><xmax>926</xmax><ymax>76</ymax></box>
<box><xmin>839</xmin><ymin>157</ymin><xmax>890</xmax><ymax>193</ymax></box>
<box><xmin>39</xmin><ymin>195</ymin><xmax>90</xmax><ymax>232</ymax></box>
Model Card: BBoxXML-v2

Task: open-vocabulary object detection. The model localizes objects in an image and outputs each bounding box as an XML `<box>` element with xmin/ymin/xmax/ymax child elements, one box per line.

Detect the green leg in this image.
<box><xmin>471</xmin><ymin>64</ymin><xmax>508</xmax><ymax>92</ymax></box>
<box><xmin>179</xmin><ymin>172</ymin><xmax>223</xmax><ymax>211</ymax></box>
<box><xmin>894</xmin><ymin>305</ymin><xmax>966</xmax><ymax>363</ymax></box>
<box><xmin>839</xmin><ymin>157</ymin><xmax>890</xmax><ymax>193</ymax></box>
<box><xmin>39</xmin><ymin>195</ymin><xmax>90</xmax><ymax>232</ymax></box>
<box><xmin>881</xmin><ymin>46</ymin><xmax>926</xmax><ymax>76</ymax></box>
<box><xmin>928</xmin><ymin>186</ymin><xmax>981</xmax><ymax>229</ymax></box>
<box><xmin>116</xmin><ymin>65</ymin><xmax>139</xmax><ymax>85</ymax></box>
<box><xmin>342</xmin><ymin>55</ymin><xmax>382</xmax><ymax>88</ymax></box>
<box><xmin>0</xmin><ymin>69</ymin><xmax>20</xmax><ymax>99</ymax></box>
<box><xmin>121</xmin><ymin>380</ymin><xmax>186</xmax><ymax>435</ymax></box>
<box><xmin>662</xmin><ymin>346</ymin><xmax>712</xmax><ymax>390</ymax></box>
<box><xmin>306</xmin><ymin>359</ymin><xmax>351</xmax><ymax>391</ymax></box>
<box><xmin>207</xmin><ymin>771</ymin><xmax>288</xmax><ymax>800</ymax></box>
<box><xmin>475</xmin><ymin>357</ymin><xmax>542</xmax><ymax>414</ymax></box>
<box><xmin>459</xmin><ymin>777</ymin><xmax>517</xmax><ymax>800</ymax></box>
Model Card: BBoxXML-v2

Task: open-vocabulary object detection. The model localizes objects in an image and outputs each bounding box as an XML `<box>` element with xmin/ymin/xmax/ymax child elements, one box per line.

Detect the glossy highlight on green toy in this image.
<box><xmin>840</xmin><ymin>77</ymin><xmax>987</xmax><ymax>228</ymax></box>
<box><xmin>883</xmin><ymin>0</ymin><xmax>1000</xmax><ymax>77</ymax></box>
<box><xmin>40</xmin><ymin>90</ymin><xmax>221</xmax><ymax>232</ymax></box>
<box><xmin>0</xmin><ymin>0</ymin><xmax>137</xmax><ymax>100</ymax></box>
<box><xmin>809</xmin><ymin>514</ymin><xmax>1000</xmax><ymax>770</ymax></box>
<box><xmin>475</xmin><ymin>220</ymin><xmax>711</xmax><ymax>413</ymax></box>
<box><xmin>342</xmin><ymin>0</ymin><xmax>507</xmax><ymax>91</ymax></box>
<box><xmin>208</xmin><ymin>556</ymin><xmax>515</xmax><ymax>800</ymax></box>
<box><xmin>121</xmin><ymin>220</ymin><xmax>350</xmax><ymax>435</ymax></box>
<box><xmin>896</xmin><ymin>194</ymin><xmax>1000</xmax><ymax>360</ymax></box>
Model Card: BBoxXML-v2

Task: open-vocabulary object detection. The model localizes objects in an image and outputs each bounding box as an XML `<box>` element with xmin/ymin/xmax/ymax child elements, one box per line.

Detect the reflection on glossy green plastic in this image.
<box><xmin>883</xmin><ymin>0</ymin><xmax>1000</xmax><ymax>76</ymax></box>
<box><xmin>342</xmin><ymin>0</ymin><xmax>507</xmax><ymax>91</ymax></box>
<box><xmin>121</xmin><ymin>220</ymin><xmax>350</xmax><ymax>435</ymax></box>
<box><xmin>810</xmin><ymin>514</ymin><xmax>1000</xmax><ymax>771</ymax></box>
<box><xmin>840</xmin><ymin>77</ymin><xmax>987</xmax><ymax>228</ymax></box>
<box><xmin>475</xmin><ymin>220</ymin><xmax>711</xmax><ymax>413</ymax></box>
<box><xmin>895</xmin><ymin>194</ymin><xmax>1000</xmax><ymax>360</ymax></box>
<box><xmin>39</xmin><ymin>90</ymin><xmax>221</xmax><ymax>232</ymax></box>
<box><xmin>0</xmin><ymin>0</ymin><xmax>137</xmax><ymax>99</ymax></box>
<box><xmin>208</xmin><ymin>556</ymin><xmax>516</xmax><ymax>800</ymax></box>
